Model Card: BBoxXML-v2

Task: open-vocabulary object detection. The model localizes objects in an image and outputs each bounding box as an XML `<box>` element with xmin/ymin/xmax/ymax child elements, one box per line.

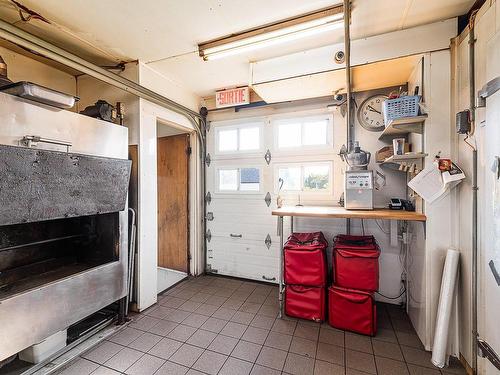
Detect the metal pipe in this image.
<box><xmin>278</xmin><ymin>216</ymin><xmax>284</xmax><ymax>318</ymax></box>
<box><xmin>0</xmin><ymin>20</ymin><xmax>201</xmax><ymax>121</ymax></box>
<box><xmin>126</xmin><ymin>207</ymin><xmax>137</xmax><ymax>315</ymax></box>
<box><xmin>472</xmin><ymin>149</ymin><xmax>478</xmax><ymax>374</ymax></box>
<box><xmin>343</xmin><ymin>0</ymin><xmax>352</xmax><ymax>146</ymax></box>
<box><xmin>468</xmin><ymin>19</ymin><xmax>478</xmax><ymax>375</ymax></box>
<box><xmin>199</xmin><ymin>108</ymin><xmax>209</xmax><ymax>275</ymax></box>
<box><xmin>343</xmin><ymin>0</ymin><xmax>352</xmax><ymax>234</ymax></box>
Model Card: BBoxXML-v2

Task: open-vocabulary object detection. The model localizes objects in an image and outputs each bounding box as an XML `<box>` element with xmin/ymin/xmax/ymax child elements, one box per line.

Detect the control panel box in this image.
<box><xmin>345</xmin><ymin>170</ymin><xmax>374</xmax><ymax>210</ymax></box>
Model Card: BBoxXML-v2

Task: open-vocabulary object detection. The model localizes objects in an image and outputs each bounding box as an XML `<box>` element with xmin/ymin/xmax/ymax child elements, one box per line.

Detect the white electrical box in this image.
<box><xmin>345</xmin><ymin>170</ymin><xmax>374</xmax><ymax>210</ymax></box>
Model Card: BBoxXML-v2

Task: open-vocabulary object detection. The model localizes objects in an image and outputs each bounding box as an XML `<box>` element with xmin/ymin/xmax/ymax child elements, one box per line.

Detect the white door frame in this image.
<box><xmin>135</xmin><ymin>99</ymin><xmax>203</xmax><ymax>311</ymax></box>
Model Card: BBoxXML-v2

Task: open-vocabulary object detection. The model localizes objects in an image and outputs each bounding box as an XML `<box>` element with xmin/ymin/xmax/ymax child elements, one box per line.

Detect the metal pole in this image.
<box><xmin>343</xmin><ymin>0</ymin><xmax>352</xmax><ymax>145</ymax></box>
<box><xmin>343</xmin><ymin>0</ymin><xmax>352</xmax><ymax>235</ymax></box>
<box><xmin>199</xmin><ymin>108</ymin><xmax>209</xmax><ymax>275</ymax></box>
<box><xmin>278</xmin><ymin>216</ymin><xmax>284</xmax><ymax>318</ymax></box>
<box><xmin>469</xmin><ymin>20</ymin><xmax>478</xmax><ymax>375</ymax></box>
<box><xmin>472</xmin><ymin>146</ymin><xmax>478</xmax><ymax>375</ymax></box>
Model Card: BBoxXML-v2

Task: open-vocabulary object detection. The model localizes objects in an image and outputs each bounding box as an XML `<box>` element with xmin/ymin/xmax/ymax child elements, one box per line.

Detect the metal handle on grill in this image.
<box><xmin>262</xmin><ymin>275</ymin><xmax>276</xmax><ymax>281</ymax></box>
<box><xmin>230</xmin><ymin>233</ymin><xmax>242</xmax><ymax>238</ymax></box>
<box><xmin>21</xmin><ymin>135</ymin><xmax>72</xmax><ymax>152</ymax></box>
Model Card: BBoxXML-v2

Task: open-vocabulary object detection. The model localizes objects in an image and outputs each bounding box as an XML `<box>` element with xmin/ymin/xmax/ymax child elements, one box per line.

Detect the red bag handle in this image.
<box><xmin>337</xmin><ymin>290</ymin><xmax>372</xmax><ymax>304</ymax></box>
<box><xmin>335</xmin><ymin>249</ymin><xmax>380</xmax><ymax>259</ymax></box>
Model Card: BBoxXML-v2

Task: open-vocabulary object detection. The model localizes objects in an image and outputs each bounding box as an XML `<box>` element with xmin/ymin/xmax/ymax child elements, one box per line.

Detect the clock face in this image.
<box><xmin>357</xmin><ymin>94</ymin><xmax>387</xmax><ymax>131</ymax></box>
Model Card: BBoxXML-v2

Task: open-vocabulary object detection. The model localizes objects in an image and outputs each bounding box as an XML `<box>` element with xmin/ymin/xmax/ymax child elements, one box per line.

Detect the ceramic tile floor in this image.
<box><xmin>55</xmin><ymin>275</ymin><xmax>467</xmax><ymax>375</ymax></box>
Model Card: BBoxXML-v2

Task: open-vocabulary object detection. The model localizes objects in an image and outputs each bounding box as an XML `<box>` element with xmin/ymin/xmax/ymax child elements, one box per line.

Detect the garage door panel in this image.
<box><xmin>210</xmin><ymin>250</ymin><xmax>279</xmax><ymax>283</ymax></box>
<box><xmin>208</xmin><ymin>236</ymin><xmax>280</xmax><ymax>258</ymax></box>
<box><xmin>208</xmin><ymin>231</ymin><xmax>280</xmax><ymax>244</ymax></box>
<box><xmin>207</xmin><ymin>198</ymin><xmax>274</xmax><ymax>213</ymax></box>
<box><xmin>207</xmin><ymin>221</ymin><xmax>276</xmax><ymax>238</ymax></box>
<box><xmin>207</xmin><ymin>212</ymin><xmax>276</xmax><ymax>229</ymax></box>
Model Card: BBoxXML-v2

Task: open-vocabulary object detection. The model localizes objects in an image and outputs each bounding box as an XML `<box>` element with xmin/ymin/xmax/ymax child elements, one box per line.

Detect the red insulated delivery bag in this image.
<box><xmin>332</xmin><ymin>234</ymin><xmax>380</xmax><ymax>291</ymax></box>
<box><xmin>333</xmin><ymin>246</ymin><xmax>380</xmax><ymax>291</ymax></box>
<box><xmin>328</xmin><ymin>285</ymin><xmax>377</xmax><ymax>336</ymax></box>
<box><xmin>284</xmin><ymin>232</ymin><xmax>328</xmax><ymax>286</ymax></box>
<box><xmin>285</xmin><ymin>285</ymin><xmax>326</xmax><ymax>322</ymax></box>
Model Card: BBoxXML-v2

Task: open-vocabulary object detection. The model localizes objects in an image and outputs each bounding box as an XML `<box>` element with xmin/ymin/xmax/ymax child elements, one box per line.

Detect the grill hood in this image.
<box><xmin>0</xmin><ymin>144</ymin><xmax>131</xmax><ymax>226</ymax></box>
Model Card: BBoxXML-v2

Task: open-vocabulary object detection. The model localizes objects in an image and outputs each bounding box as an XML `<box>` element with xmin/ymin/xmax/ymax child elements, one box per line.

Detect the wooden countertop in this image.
<box><xmin>272</xmin><ymin>206</ymin><xmax>426</xmax><ymax>221</ymax></box>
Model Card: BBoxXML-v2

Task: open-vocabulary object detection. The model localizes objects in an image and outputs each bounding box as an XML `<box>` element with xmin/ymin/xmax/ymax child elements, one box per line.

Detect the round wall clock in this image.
<box><xmin>357</xmin><ymin>94</ymin><xmax>388</xmax><ymax>131</ymax></box>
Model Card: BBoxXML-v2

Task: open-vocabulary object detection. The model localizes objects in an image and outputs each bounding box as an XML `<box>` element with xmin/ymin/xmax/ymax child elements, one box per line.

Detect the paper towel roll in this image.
<box><xmin>431</xmin><ymin>249</ymin><xmax>460</xmax><ymax>368</ymax></box>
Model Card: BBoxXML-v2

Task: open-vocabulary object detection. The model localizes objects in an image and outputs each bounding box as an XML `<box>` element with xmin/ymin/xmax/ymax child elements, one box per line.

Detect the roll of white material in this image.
<box><xmin>431</xmin><ymin>249</ymin><xmax>460</xmax><ymax>368</ymax></box>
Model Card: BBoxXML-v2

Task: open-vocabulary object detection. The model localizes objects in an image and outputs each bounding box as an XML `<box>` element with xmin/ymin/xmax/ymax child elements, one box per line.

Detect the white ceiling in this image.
<box><xmin>0</xmin><ymin>0</ymin><xmax>475</xmax><ymax>97</ymax></box>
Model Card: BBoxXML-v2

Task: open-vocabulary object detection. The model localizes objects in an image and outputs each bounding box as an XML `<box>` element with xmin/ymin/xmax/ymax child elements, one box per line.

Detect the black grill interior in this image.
<box><xmin>0</xmin><ymin>213</ymin><xmax>119</xmax><ymax>300</ymax></box>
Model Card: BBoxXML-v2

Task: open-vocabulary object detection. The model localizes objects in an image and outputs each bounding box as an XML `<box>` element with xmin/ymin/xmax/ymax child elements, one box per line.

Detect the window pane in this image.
<box><xmin>218</xmin><ymin>129</ymin><xmax>237</xmax><ymax>152</ymax></box>
<box><xmin>219</xmin><ymin>169</ymin><xmax>238</xmax><ymax>190</ymax></box>
<box><xmin>279</xmin><ymin>167</ymin><xmax>301</xmax><ymax>191</ymax></box>
<box><xmin>240</xmin><ymin>168</ymin><xmax>260</xmax><ymax>191</ymax></box>
<box><xmin>303</xmin><ymin>120</ymin><xmax>328</xmax><ymax>145</ymax></box>
<box><xmin>278</xmin><ymin>123</ymin><xmax>301</xmax><ymax>148</ymax></box>
<box><xmin>303</xmin><ymin>165</ymin><xmax>329</xmax><ymax>190</ymax></box>
<box><xmin>239</xmin><ymin>127</ymin><xmax>260</xmax><ymax>150</ymax></box>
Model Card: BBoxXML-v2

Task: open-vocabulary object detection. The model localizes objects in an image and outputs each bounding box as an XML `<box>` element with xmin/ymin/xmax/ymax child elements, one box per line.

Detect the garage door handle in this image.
<box><xmin>262</xmin><ymin>275</ymin><xmax>276</xmax><ymax>281</ymax></box>
<box><xmin>230</xmin><ymin>233</ymin><xmax>242</xmax><ymax>238</ymax></box>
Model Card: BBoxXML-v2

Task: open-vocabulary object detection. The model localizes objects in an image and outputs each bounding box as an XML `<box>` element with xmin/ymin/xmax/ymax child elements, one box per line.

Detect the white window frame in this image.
<box><xmin>274</xmin><ymin>161</ymin><xmax>333</xmax><ymax>195</ymax></box>
<box><xmin>272</xmin><ymin>114</ymin><xmax>333</xmax><ymax>153</ymax></box>
<box><xmin>214</xmin><ymin>121</ymin><xmax>264</xmax><ymax>156</ymax></box>
<box><xmin>216</xmin><ymin>166</ymin><xmax>263</xmax><ymax>194</ymax></box>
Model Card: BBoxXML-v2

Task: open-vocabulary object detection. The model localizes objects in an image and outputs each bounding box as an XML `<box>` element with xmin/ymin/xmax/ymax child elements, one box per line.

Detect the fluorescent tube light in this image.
<box><xmin>199</xmin><ymin>6</ymin><xmax>344</xmax><ymax>61</ymax></box>
<box><xmin>204</xmin><ymin>21</ymin><xmax>343</xmax><ymax>61</ymax></box>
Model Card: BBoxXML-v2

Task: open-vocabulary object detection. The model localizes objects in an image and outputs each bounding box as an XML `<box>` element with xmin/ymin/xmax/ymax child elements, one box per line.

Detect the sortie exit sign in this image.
<box><xmin>215</xmin><ymin>87</ymin><xmax>250</xmax><ymax>108</ymax></box>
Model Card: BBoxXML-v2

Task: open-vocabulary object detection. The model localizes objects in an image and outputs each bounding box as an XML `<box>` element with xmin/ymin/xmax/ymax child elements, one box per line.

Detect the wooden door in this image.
<box><xmin>157</xmin><ymin>134</ymin><xmax>190</xmax><ymax>273</ymax></box>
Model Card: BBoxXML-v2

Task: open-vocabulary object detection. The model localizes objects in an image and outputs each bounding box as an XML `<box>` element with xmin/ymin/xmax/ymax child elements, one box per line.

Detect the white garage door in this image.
<box><xmin>205</xmin><ymin>111</ymin><xmax>336</xmax><ymax>283</ymax></box>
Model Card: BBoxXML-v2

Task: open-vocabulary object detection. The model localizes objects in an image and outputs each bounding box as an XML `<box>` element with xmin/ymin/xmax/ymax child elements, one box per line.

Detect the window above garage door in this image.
<box><xmin>215</xmin><ymin>121</ymin><xmax>264</xmax><ymax>156</ymax></box>
<box><xmin>273</xmin><ymin>114</ymin><xmax>333</xmax><ymax>153</ymax></box>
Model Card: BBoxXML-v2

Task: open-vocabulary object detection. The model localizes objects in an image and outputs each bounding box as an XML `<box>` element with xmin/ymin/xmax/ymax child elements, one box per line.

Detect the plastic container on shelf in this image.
<box><xmin>382</xmin><ymin>95</ymin><xmax>420</xmax><ymax>124</ymax></box>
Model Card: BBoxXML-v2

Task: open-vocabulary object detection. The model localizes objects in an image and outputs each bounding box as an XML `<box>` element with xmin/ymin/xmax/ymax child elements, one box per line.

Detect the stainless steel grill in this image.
<box><xmin>0</xmin><ymin>92</ymin><xmax>131</xmax><ymax>363</ymax></box>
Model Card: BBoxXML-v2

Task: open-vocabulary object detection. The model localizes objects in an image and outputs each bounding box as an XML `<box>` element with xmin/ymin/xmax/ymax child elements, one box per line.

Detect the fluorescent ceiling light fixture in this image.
<box><xmin>199</xmin><ymin>5</ymin><xmax>344</xmax><ymax>61</ymax></box>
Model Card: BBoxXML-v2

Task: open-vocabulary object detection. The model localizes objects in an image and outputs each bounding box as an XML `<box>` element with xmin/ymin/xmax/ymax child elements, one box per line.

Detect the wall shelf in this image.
<box><xmin>272</xmin><ymin>206</ymin><xmax>426</xmax><ymax>221</ymax></box>
<box><xmin>378</xmin><ymin>153</ymin><xmax>428</xmax><ymax>165</ymax></box>
<box><xmin>378</xmin><ymin>114</ymin><xmax>428</xmax><ymax>140</ymax></box>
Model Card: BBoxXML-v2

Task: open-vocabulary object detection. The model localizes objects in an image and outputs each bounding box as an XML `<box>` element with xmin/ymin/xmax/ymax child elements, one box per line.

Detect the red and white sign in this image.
<box><xmin>215</xmin><ymin>87</ymin><xmax>250</xmax><ymax>108</ymax></box>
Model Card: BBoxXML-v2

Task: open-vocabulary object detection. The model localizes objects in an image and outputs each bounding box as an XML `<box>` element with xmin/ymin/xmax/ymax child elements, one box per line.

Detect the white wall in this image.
<box><xmin>138</xmin><ymin>62</ymin><xmax>200</xmax><ymax>112</ymax></box>
<box><xmin>251</xmin><ymin>19</ymin><xmax>457</xmax><ymax>85</ymax></box>
<box><xmin>408</xmin><ymin>50</ymin><xmax>456</xmax><ymax>353</ymax></box>
<box><xmin>134</xmin><ymin>65</ymin><xmax>202</xmax><ymax>311</ymax></box>
<box><xmin>452</xmin><ymin>0</ymin><xmax>499</xmax><ymax>369</ymax></box>
<box><xmin>0</xmin><ymin>46</ymin><xmax>76</xmax><ymax>98</ymax></box>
